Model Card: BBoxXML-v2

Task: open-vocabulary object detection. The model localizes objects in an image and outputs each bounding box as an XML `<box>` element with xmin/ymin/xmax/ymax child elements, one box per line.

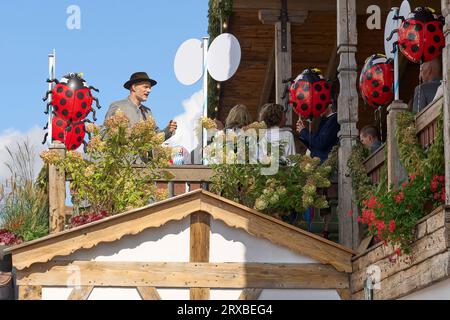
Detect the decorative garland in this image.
<box><xmin>207</xmin><ymin>0</ymin><xmax>233</xmax><ymax>118</ymax></box>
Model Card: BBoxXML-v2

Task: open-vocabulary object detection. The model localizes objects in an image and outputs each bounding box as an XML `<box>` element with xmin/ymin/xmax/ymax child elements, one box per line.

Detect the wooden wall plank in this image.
<box><xmin>17</xmin><ymin>262</ymin><xmax>349</xmax><ymax>289</ymax></box>
<box><xmin>239</xmin><ymin>289</ymin><xmax>263</xmax><ymax>300</ymax></box>
<box><xmin>190</xmin><ymin>212</ymin><xmax>211</xmax><ymax>300</ymax></box>
<box><xmin>18</xmin><ymin>285</ymin><xmax>42</xmax><ymax>300</ymax></box>
<box><xmin>67</xmin><ymin>286</ymin><xmax>94</xmax><ymax>300</ymax></box>
<box><xmin>137</xmin><ymin>287</ymin><xmax>161</xmax><ymax>300</ymax></box>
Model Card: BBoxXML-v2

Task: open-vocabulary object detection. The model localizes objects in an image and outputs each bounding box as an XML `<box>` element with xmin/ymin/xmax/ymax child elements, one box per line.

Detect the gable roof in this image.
<box><xmin>6</xmin><ymin>190</ymin><xmax>354</xmax><ymax>272</ymax></box>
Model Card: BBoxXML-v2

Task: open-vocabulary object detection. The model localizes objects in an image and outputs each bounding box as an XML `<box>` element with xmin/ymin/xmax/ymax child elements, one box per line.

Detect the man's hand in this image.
<box><xmin>296</xmin><ymin>119</ymin><xmax>306</xmax><ymax>133</ymax></box>
<box><xmin>168</xmin><ymin>120</ymin><xmax>178</xmax><ymax>133</ymax></box>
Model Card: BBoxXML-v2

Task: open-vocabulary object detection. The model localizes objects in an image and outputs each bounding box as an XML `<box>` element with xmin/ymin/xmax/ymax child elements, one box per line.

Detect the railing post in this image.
<box><xmin>441</xmin><ymin>0</ymin><xmax>450</xmax><ymax>205</ymax></box>
<box><xmin>386</xmin><ymin>101</ymin><xmax>408</xmax><ymax>189</ymax></box>
<box><xmin>48</xmin><ymin>141</ymin><xmax>66</xmax><ymax>233</ymax></box>
<box><xmin>337</xmin><ymin>0</ymin><xmax>359</xmax><ymax>249</ymax></box>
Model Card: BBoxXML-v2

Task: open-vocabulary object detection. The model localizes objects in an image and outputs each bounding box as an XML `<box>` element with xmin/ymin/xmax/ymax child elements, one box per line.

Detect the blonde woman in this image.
<box><xmin>224</xmin><ymin>104</ymin><xmax>253</xmax><ymax>131</ymax></box>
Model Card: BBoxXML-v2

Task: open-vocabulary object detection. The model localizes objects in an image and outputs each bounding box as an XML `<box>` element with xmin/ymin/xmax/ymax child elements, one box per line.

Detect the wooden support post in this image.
<box><xmin>189</xmin><ymin>212</ymin><xmax>210</xmax><ymax>300</ymax></box>
<box><xmin>18</xmin><ymin>285</ymin><xmax>42</xmax><ymax>300</ymax></box>
<box><xmin>442</xmin><ymin>0</ymin><xmax>450</xmax><ymax>205</ymax></box>
<box><xmin>337</xmin><ymin>0</ymin><xmax>359</xmax><ymax>250</ymax></box>
<box><xmin>259</xmin><ymin>6</ymin><xmax>308</xmax><ymax>126</ymax></box>
<box><xmin>386</xmin><ymin>101</ymin><xmax>408</xmax><ymax>189</ymax></box>
<box><xmin>48</xmin><ymin>141</ymin><xmax>66</xmax><ymax>233</ymax></box>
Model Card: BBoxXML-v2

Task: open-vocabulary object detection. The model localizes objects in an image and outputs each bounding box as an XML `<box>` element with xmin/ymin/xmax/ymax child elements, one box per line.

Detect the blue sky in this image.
<box><xmin>0</xmin><ymin>0</ymin><xmax>207</xmax><ymax>133</ymax></box>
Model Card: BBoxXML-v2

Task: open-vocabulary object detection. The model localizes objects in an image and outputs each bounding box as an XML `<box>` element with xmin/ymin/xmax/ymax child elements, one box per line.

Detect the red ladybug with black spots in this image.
<box><xmin>288</xmin><ymin>68</ymin><xmax>332</xmax><ymax>119</ymax></box>
<box><xmin>42</xmin><ymin>116</ymin><xmax>91</xmax><ymax>151</ymax></box>
<box><xmin>43</xmin><ymin>73</ymin><xmax>101</xmax><ymax>122</ymax></box>
<box><xmin>359</xmin><ymin>54</ymin><xmax>394</xmax><ymax>109</ymax></box>
<box><xmin>390</xmin><ymin>7</ymin><xmax>445</xmax><ymax>64</ymax></box>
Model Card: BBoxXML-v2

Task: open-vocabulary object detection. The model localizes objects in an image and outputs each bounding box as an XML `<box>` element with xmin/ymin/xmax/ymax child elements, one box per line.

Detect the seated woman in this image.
<box><xmin>258</xmin><ymin>103</ymin><xmax>296</xmax><ymax>162</ymax></box>
<box><xmin>224</xmin><ymin>104</ymin><xmax>253</xmax><ymax>131</ymax></box>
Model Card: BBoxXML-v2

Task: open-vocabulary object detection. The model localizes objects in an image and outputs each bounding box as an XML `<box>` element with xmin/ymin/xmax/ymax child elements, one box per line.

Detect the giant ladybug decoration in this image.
<box><xmin>43</xmin><ymin>73</ymin><xmax>101</xmax><ymax>121</ymax></box>
<box><xmin>288</xmin><ymin>68</ymin><xmax>332</xmax><ymax>119</ymax></box>
<box><xmin>359</xmin><ymin>54</ymin><xmax>394</xmax><ymax>109</ymax></box>
<box><xmin>42</xmin><ymin>115</ymin><xmax>90</xmax><ymax>151</ymax></box>
<box><xmin>388</xmin><ymin>7</ymin><xmax>445</xmax><ymax>63</ymax></box>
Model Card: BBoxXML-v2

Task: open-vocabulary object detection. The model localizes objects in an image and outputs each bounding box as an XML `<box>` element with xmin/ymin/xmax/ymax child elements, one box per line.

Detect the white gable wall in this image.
<box><xmin>40</xmin><ymin>217</ymin><xmax>340</xmax><ymax>300</ymax></box>
<box><xmin>399</xmin><ymin>278</ymin><xmax>450</xmax><ymax>300</ymax></box>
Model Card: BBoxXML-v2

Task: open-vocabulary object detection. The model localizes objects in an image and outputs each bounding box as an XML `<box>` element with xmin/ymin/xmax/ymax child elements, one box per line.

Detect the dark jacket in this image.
<box><xmin>299</xmin><ymin>113</ymin><xmax>340</xmax><ymax>163</ymax></box>
<box><xmin>413</xmin><ymin>78</ymin><xmax>442</xmax><ymax>114</ymax></box>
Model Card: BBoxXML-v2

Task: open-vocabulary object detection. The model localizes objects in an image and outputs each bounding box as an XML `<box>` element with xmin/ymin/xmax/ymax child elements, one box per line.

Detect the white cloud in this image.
<box><xmin>0</xmin><ymin>125</ymin><xmax>46</xmax><ymax>183</ymax></box>
<box><xmin>164</xmin><ymin>89</ymin><xmax>204</xmax><ymax>162</ymax></box>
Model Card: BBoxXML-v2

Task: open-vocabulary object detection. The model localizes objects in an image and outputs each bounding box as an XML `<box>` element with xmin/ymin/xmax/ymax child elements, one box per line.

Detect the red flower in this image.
<box><xmin>389</xmin><ymin>220</ymin><xmax>396</xmax><ymax>233</ymax></box>
<box><xmin>439</xmin><ymin>176</ymin><xmax>445</xmax><ymax>184</ymax></box>
<box><xmin>375</xmin><ymin>220</ymin><xmax>385</xmax><ymax>232</ymax></box>
<box><xmin>364</xmin><ymin>196</ymin><xmax>378</xmax><ymax>209</ymax></box>
<box><xmin>441</xmin><ymin>190</ymin><xmax>446</xmax><ymax>202</ymax></box>
<box><xmin>395</xmin><ymin>248</ymin><xmax>402</xmax><ymax>256</ymax></box>
<box><xmin>434</xmin><ymin>193</ymin><xmax>440</xmax><ymax>200</ymax></box>
<box><xmin>409</xmin><ymin>174</ymin><xmax>416</xmax><ymax>181</ymax></box>
<box><xmin>394</xmin><ymin>191</ymin><xmax>405</xmax><ymax>203</ymax></box>
<box><xmin>401</xmin><ymin>181</ymin><xmax>409</xmax><ymax>189</ymax></box>
<box><xmin>431</xmin><ymin>181</ymin><xmax>438</xmax><ymax>193</ymax></box>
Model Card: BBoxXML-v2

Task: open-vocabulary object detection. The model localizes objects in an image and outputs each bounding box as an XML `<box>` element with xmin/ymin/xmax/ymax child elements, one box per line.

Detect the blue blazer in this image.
<box><xmin>299</xmin><ymin>113</ymin><xmax>340</xmax><ymax>163</ymax></box>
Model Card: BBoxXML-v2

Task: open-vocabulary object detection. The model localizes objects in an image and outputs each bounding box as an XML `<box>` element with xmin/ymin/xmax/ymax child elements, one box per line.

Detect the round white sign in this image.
<box><xmin>207</xmin><ymin>33</ymin><xmax>241</xmax><ymax>82</ymax></box>
<box><xmin>174</xmin><ymin>38</ymin><xmax>204</xmax><ymax>86</ymax></box>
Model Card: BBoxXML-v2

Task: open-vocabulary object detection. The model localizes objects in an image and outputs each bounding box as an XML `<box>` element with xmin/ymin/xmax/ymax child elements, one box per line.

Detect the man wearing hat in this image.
<box><xmin>104</xmin><ymin>72</ymin><xmax>177</xmax><ymax>140</ymax></box>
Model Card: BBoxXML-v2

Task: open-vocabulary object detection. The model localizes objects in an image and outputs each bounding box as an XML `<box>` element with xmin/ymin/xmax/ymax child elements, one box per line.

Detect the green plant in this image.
<box><xmin>41</xmin><ymin>110</ymin><xmax>173</xmax><ymax>217</ymax></box>
<box><xmin>207</xmin><ymin>0</ymin><xmax>233</xmax><ymax>117</ymax></box>
<box><xmin>354</xmin><ymin>111</ymin><xmax>445</xmax><ymax>254</ymax></box>
<box><xmin>206</xmin><ymin>125</ymin><xmax>331</xmax><ymax>219</ymax></box>
<box><xmin>0</xmin><ymin>140</ymin><xmax>49</xmax><ymax>242</ymax></box>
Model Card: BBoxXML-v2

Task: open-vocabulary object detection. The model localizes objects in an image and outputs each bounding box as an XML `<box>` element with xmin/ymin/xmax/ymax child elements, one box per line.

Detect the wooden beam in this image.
<box><xmin>363</xmin><ymin>144</ymin><xmax>386</xmax><ymax>174</ymax></box>
<box><xmin>325</xmin><ymin>41</ymin><xmax>338</xmax><ymax>80</ymax></box>
<box><xmin>387</xmin><ymin>101</ymin><xmax>408</xmax><ymax>188</ymax></box>
<box><xmin>137</xmin><ymin>287</ymin><xmax>161</xmax><ymax>300</ymax></box>
<box><xmin>67</xmin><ymin>286</ymin><xmax>94</xmax><ymax>300</ymax></box>
<box><xmin>336</xmin><ymin>288</ymin><xmax>351</xmax><ymax>300</ymax></box>
<box><xmin>200</xmin><ymin>191</ymin><xmax>354</xmax><ymax>273</ymax></box>
<box><xmin>258</xmin><ymin>10</ymin><xmax>308</xmax><ymax>25</ymax></box>
<box><xmin>48</xmin><ymin>141</ymin><xmax>66</xmax><ymax>233</ymax></box>
<box><xmin>275</xmin><ymin>21</ymin><xmax>292</xmax><ymax>125</ymax></box>
<box><xmin>337</xmin><ymin>0</ymin><xmax>360</xmax><ymax>250</ymax></box>
<box><xmin>190</xmin><ymin>212</ymin><xmax>211</xmax><ymax>300</ymax></box>
<box><xmin>233</xmin><ymin>0</ymin><xmax>409</xmax><ymax>14</ymax></box>
<box><xmin>18</xmin><ymin>285</ymin><xmax>42</xmax><ymax>300</ymax></box>
<box><xmin>442</xmin><ymin>2</ymin><xmax>450</xmax><ymax>205</ymax></box>
<box><xmin>239</xmin><ymin>288</ymin><xmax>263</xmax><ymax>300</ymax></box>
<box><xmin>415</xmin><ymin>97</ymin><xmax>443</xmax><ymax>134</ymax></box>
<box><xmin>259</xmin><ymin>45</ymin><xmax>275</xmax><ymax>108</ymax></box>
<box><xmin>17</xmin><ymin>262</ymin><xmax>349</xmax><ymax>289</ymax></box>
<box><xmin>10</xmin><ymin>193</ymin><xmax>203</xmax><ymax>270</ymax></box>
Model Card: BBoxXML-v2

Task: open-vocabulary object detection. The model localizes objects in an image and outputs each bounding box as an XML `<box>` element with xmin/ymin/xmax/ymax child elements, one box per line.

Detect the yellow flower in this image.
<box><xmin>105</xmin><ymin>109</ymin><xmax>129</xmax><ymax>129</ymax></box>
<box><xmin>84</xmin><ymin>165</ymin><xmax>95</xmax><ymax>177</ymax></box>
<box><xmin>85</xmin><ymin>123</ymin><xmax>99</xmax><ymax>134</ymax></box>
<box><xmin>255</xmin><ymin>198</ymin><xmax>268</xmax><ymax>211</ymax></box>
<box><xmin>66</xmin><ymin>151</ymin><xmax>83</xmax><ymax>160</ymax></box>
<box><xmin>200</xmin><ymin>117</ymin><xmax>217</xmax><ymax>129</ymax></box>
<box><xmin>40</xmin><ymin>150</ymin><xmax>62</xmax><ymax>164</ymax></box>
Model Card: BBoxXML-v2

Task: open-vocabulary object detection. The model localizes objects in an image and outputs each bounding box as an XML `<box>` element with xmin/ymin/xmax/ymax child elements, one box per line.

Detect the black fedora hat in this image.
<box><xmin>124</xmin><ymin>72</ymin><xmax>157</xmax><ymax>89</ymax></box>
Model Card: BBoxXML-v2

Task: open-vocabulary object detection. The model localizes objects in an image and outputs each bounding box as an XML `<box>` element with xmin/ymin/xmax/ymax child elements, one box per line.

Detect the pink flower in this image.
<box><xmin>389</xmin><ymin>220</ymin><xmax>396</xmax><ymax>233</ymax></box>
<box><xmin>394</xmin><ymin>192</ymin><xmax>405</xmax><ymax>203</ymax></box>
<box><xmin>431</xmin><ymin>181</ymin><xmax>438</xmax><ymax>193</ymax></box>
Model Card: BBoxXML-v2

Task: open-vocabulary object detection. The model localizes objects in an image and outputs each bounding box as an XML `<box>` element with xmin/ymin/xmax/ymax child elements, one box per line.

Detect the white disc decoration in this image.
<box><xmin>384</xmin><ymin>8</ymin><xmax>399</xmax><ymax>60</ymax></box>
<box><xmin>399</xmin><ymin>0</ymin><xmax>411</xmax><ymax>20</ymax></box>
<box><xmin>174</xmin><ymin>38</ymin><xmax>204</xmax><ymax>85</ymax></box>
<box><xmin>207</xmin><ymin>33</ymin><xmax>241</xmax><ymax>82</ymax></box>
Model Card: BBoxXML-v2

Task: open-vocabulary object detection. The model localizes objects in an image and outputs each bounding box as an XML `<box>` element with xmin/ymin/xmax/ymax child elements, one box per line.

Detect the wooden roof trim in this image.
<box><xmin>200</xmin><ymin>192</ymin><xmax>353</xmax><ymax>272</ymax></box>
<box><xmin>8</xmin><ymin>189</ymin><xmax>353</xmax><ymax>272</ymax></box>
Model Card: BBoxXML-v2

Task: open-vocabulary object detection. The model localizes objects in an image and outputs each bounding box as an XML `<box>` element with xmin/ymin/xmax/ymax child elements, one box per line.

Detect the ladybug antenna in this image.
<box><xmin>44</xmin><ymin>102</ymin><xmax>52</xmax><ymax>115</ymax></box>
<box><xmin>82</xmin><ymin>141</ymin><xmax>88</xmax><ymax>153</ymax></box>
<box><xmin>43</xmin><ymin>122</ymin><xmax>48</xmax><ymax>130</ymax></box>
<box><xmin>393</xmin><ymin>15</ymin><xmax>405</xmax><ymax>22</ymax></box>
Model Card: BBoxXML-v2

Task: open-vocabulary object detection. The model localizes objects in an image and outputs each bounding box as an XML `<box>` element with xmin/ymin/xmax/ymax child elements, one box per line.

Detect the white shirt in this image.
<box><xmin>258</xmin><ymin>126</ymin><xmax>296</xmax><ymax>162</ymax></box>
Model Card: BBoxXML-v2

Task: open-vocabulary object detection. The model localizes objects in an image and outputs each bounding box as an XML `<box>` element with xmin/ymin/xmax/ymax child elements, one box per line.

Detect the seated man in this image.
<box><xmin>413</xmin><ymin>57</ymin><xmax>442</xmax><ymax>114</ymax></box>
<box><xmin>360</xmin><ymin>125</ymin><xmax>382</xmax><ymax>154</ymax></box>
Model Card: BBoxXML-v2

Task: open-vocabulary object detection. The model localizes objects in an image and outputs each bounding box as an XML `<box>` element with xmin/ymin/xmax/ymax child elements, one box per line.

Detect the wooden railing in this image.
<box><xmin>363</xmin><ymin>145</ymin><xmax>385</xmax><ymax>185</ymax></box>
<box><xmin>363</xmin><ymin>96</ymin><xmax>443</xmax><ymax>185</ymax></box>
<box><xmin>415</xmin><ymin>96</ymin><xmax>442</xmax><ymax>149</ymax></box>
